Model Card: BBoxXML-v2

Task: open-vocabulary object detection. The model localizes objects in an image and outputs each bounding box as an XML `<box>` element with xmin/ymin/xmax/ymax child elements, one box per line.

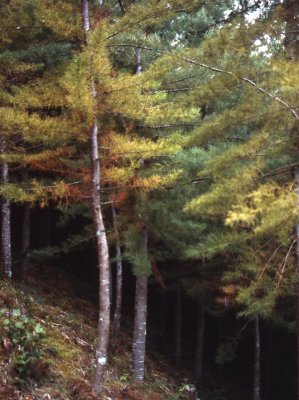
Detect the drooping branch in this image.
<box><xmin>109</xmin><ymin>43</ymin><xmax>299</xmax><ymax>120</ymax></box>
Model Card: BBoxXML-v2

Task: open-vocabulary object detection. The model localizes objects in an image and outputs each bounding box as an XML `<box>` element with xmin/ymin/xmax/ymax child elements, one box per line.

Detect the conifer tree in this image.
<box><xmin>0</xmin><ymin>0</ymin><xmax>80</xmax><ymax>277</ymax></box>
<box><xmin>80</xmin><ymin>0</ymin><xmax>111</xmax><ymax>392</ymax></box>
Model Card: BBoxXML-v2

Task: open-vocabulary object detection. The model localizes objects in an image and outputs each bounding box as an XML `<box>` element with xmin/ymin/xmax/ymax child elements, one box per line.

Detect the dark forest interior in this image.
<box><xmin>0</xmin><ymin>1</ymin><xmax>299</xmax><ymax>399</ymax></box>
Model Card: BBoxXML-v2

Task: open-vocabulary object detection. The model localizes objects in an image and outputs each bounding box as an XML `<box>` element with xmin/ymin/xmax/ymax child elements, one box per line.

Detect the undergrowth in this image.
<box><xmin>0</xmin><ymin>267</ymin><xmax>198</xmax><ymax>400</ymax></box>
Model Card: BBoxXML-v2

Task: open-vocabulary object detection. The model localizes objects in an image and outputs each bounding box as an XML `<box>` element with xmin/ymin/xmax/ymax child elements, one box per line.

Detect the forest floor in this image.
<box><xmin>0</xmin><ymin>266</ymin><xmax>250</xmax><ymax>400</ymax></box>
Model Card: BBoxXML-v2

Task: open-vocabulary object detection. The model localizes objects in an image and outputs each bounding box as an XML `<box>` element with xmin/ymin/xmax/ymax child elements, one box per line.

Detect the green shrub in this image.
<box><xmin>0</xmin><ymin>308</ymin><xmax>48</xmax><ymax>381</ymax></box>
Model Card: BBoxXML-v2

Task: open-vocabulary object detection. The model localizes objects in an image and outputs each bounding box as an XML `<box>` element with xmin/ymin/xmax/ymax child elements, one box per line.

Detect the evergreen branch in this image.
<box><xmin>260</xmin><ymin>162</ymin><xmax>299</xmax><ymax>179</ymax></box>
<box><xmin>256</xmin><ymin>244</ymin><xmax>284</xmax><ymax>285</ymax></box>
<box><xmin>26</xmin><ymin>180</ymin><xmax>83</xmax><ymax>192</ymax></box>
<box><xmin>234</xmin><ymin>317</ymin><xmax>255</xmax><ymax>344</ymax></box>
<box><xmin>136</xmin><ymin>123</ymin><xmax>201</xmax><ymax>129</ymax></box>
<box><xmin>275</xmin><ymin>239</ymin><xmax>297</xmax><ymax>290</ymax></box>
<box><xmin>159</xmin><ymin>73</ymin><xmax>204</xmax><ymax>86</ymax></box>
<box><xmin>242</xmin><ymin>77</ymin><xmax>299</xmax><ymax>119</ymax></box>
<box><xmin>190</xmin><ymin>0</ymin><xmax>282</xmax><ymax>39</ymax></box>
<box><xmin>99</xmin><ymin>67</ymin><xmax>204</xmax><ymax>96</ymax></box>
<box><xmin>181</xmin><ymin>58</ymin><xmax>298</xmax><ymax>119</ymax></box>
<box><xmin>110</xmin><ymin>44</ymin><xmax>299</xmax><ymax>119</ymax></box>
<box><xmin>148</xmin><ymin>87</ymin><xmax>195</xmax><ymax>94</ymax></box>
<box><xmin>106</xmin><ymin>7</ymin><xmax>187</xmax><ymax>40</ymax></box>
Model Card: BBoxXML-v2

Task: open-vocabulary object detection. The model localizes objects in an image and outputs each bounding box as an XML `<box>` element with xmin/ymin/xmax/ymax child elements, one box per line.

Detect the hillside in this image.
<box><xmin>0</xmin><ymin>266</ymin><xmax>199</xmax><ymax>400</ymax></box>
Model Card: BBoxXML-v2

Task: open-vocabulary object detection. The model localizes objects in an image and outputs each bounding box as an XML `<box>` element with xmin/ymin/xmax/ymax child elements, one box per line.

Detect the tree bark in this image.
<box><xmin>136</xmin><ymin>47</ymin><xmax>142</xmax><ymax>75</ymax></box>
<box><xmin>296</xmin><ymin>168</ymin><xmax>299</xmax><ymax>400</ymax></box>
<box><xmin>175</xmin><ymin>283</ymin><xmax>182</xmax><ymax>367</ymax></box>
<box><xmin>91</xmin><ymin>121</ymin><xmax>111</xmax><ymax>394</ymax></box>
<box><xmin>20</xmin><ymin>202</ymin><xmax>31</xmax><ymax>278</ymax></box>
<box><xmin>111</xmin><ymin>201</ymin><xmax>123</xmax><ymax>335</ymax></box>
<box><xmin>0</xmin><ymin>138</ymin><xmax>12</xmax><ymax>279</ymax></box>
<box><xmin>194</xmin><ymin>304</ymin><xmax>205</xmax><ymax>383</ymax></box>
<box><xmin>81</xmin><ymin>0</ymin><xmax>111</xmax><ymax>393</ymax></box>
<box><xmin>253</xmin><ymin>314</ymin><xmax>261</xmax><ymax>400</ymax></box>
<box><xmin>265</xmin><ymin>325</ymin><xmax>273</xmax><ymax>400</ymax></box>
<box><xmin>132</xmin><ymin>229</ymin><xmax>148</xmax><ymax>382</ymax></box>
<box><xmin>132</xmin><ymin>45</ymin><xmax>148</xmax><ymax>382</ymax></box>
<box><xmin>81</xmin><ymin>0</ymin><xmax>90</xmax><ymax>32</ymax></box>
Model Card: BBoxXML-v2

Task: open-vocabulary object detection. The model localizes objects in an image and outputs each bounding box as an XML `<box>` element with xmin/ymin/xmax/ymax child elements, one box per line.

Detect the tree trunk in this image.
<box><xmin>175</xmin><ymin>283</ymin><xmax>182</xmax><ymax>367</ymax></box>
<box><xmin>132</xmin><ymin>229</ymin><xmax>148</xmax><ymax>382</ymax></box>
<box><xmin>132</xmin><ymin>45</ymin><xmax>148</xmax><ymax>382</ymax></box>
<box><xmin>42</xmin><ymin>206</ymin><xmax>52</xmax><ymax>248</ymax></box>
<box><xmin>217</xmin><ymin>316</ymin><xmax>224</xmax><ymax>381</ymax></box>
<box><xmin>265</xmin><ymin>325</ymin><xmax>273</xmax><ymax>400</ymax></box>
<box><xmin>159</xmin><ymin>290</ymin><xmax>166</xmax><ymax>337</ymax></box>
<box><xmin>91</xmin><ymin>120</ymin><xmax>111</xmax><ymax>394</ymax></box>
<box><xmin>0</xmin><ymin>138</ymin><xmax>12</xmax><ymax>279</ymax></box>
<box><xmin>296</xmin><ymin>168</ymin><xmax>299</xmax><ymax>400</ymax></box>
<box><xmin>284</xmin><ymin>2</ymin><xmax>299</xmax><ymax>399</ymax></box>
<box><xmin>253</xmin><ymin>314</ymin><xmax>261</xmax><ymax>400</ymax></box>
<box><xmin>81</xmin><ymin>0</ymin><xmax>90</xmax><ymax>32</ymax></box>
<box><xmin>81</xmin><ymin>0</ymin><xmax>111</xmax><ymax>393</ymax></box>
<box><xmin>111</xmin><ymin>201</ymin><xmax>123</xmax><ymax>335</ymax></box>
<box><xmin>20</xmin><ymin>202</ymin><xmax>31</xmax><ymax>278</ymax></box>
<box><xmin>194</xmin><ymin>304</ymin><xmax>205</xmax><ymax>383</ymax></box>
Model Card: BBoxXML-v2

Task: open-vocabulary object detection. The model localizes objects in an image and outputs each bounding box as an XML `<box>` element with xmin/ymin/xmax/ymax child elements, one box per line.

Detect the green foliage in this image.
<box><xmin>124</xmin><ymin>226</ymin><xmax>152</xmax><ymax>277</ymax></box>
<box><xmin>169</xmin><ymin>382</ymin><xmax>198</xmax><ymax>400</ymax></box>
<box><xmin>0</xmin><ymin>308</ymin><xmax>47</xmax><ymax>381</ymax></box>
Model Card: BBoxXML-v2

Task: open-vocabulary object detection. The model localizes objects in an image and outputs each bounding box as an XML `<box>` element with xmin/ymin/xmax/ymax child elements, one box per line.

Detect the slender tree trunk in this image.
<box><xmin>20</xmin><ymin>202</ymin><xmax>31</xmax><ymax>278</ymax></box>
<box><xmin>111</xmin><ymin>201</ymin><xmax>123</xmax><ymax>335</ymax></box>
<box><xmin>0</xmin><ymin>138</ymin><xmax>12</xmax><ymax>279</ymax></box>
<box><xmin>81</xmin><ymin>0</ymin><xmax>111</xmax><ymax>393</ymax></box>
<box><xmin>284</xmin><ymin>2</ymin><xmax>299</xmax><ymax>398</ymax></box>
<box><xmin>159</xmin><ymin>290</ymin><xmax>166</xmax><ymax>337</ymax></box>
<box><xmin>136</xmin><ymin>47</ymin><xmax>142</xmax><ymax>75</ymax></box>
<box><xmin>43</xmin><ymin>206</ymin><xmax>52</xmax><ymax>248</ymax></box>
<box><xmin>296</xmin><ymin>168</ymin><xmax>299</xmax><ymax>400</ymax></box>
<box><xmin>132</xmin><ymin>46</ymin><xmax>148</xmax><ymax>382</ymax></box>
<box><xmin>265</xmin><ymin>325</ymin><xmax>272</xmax><ymax>400</ymax></box>
<box><xmin>175</xmin><ymin>283</ymin><xmax>182</xmax><ymax>367</ymax></box>
<box><xmin>132</xmin><ymin>229</ymin><xmax>148</xmax><ymax>382</ymax></box>
<box><xmin>81</xmin><ymin>0</ymin><xmax>90</xmax><ymax>32</ymax></box>
<box><xmin>91</xmin><ymin>121</ymin><xmax>111</xmax><ymax>393</ymax></box>
<box><xmin>253</xmin><ymin>314</ymin><xmax>261</xmax><ymax>400</ymax></box>
<box><xmin>194</xmin><ymin>304</ymin><xmax>205</xmax><ymax>383</ymax></box>
<box><xmin>217</xmin><ymin>316</ymin><xmax>224</xmax><ymax>381</ymax></box>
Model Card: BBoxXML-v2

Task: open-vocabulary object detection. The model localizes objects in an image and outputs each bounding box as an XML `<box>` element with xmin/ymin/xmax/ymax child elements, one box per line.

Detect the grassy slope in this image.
<box><xmin>0</xmin><ymin>267</ymin><xmax>193</xmax><ymax>400</ymax></box>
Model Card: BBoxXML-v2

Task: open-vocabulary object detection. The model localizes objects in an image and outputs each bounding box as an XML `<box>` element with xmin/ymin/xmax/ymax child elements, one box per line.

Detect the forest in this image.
<box><xmin>0</xmin><ymin>0</ymin><xmax>298</xmax><ymax>399</ymax></box>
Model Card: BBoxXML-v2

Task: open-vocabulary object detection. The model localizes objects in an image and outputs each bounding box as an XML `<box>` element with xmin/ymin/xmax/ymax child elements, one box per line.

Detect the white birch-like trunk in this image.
<box><xmin>0</xmin><ymin>138</ymin><xmax>12</xmax><ymax>279</ymax></box>
<box><xmin>91</xmin><ymin>121</ymin><xmax>111</xmax><ymax>393</ymax></box>
<box><xmin>111</xmin><ymin>201</ymin><xmax>123</xmax><ymax>335</ymax></box>
<box><xmin>81</xmin><ymin>0</ymin><xmax>111</xmax><ymax>393</ymax></box>
<box><xmin>132</xmin><ymin>46</ymin><xmax>148</xmax><ymax>382</ymax></box>
<box><xmin>132</xmin><ymin>229</ymin><xmax>148</xmax><ymax>381</ymax></box>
